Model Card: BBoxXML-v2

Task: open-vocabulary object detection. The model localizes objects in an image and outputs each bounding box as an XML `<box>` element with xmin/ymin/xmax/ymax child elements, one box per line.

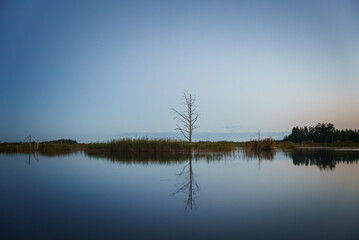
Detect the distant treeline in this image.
<box><xmin>284</xmin><ymin>123</ymin><xmax>359</xmax><ymax>143</ymax></box>
<box><xmin>41</xmin><ymin>139</ymin><xmax>78</xmax><ymax>144</ymax></box>
<box><xmin>0</xmin><ymin>140</ymin><xmax>81</xmax><ymax>155</ymax></box>
<box><xmin>2</xmin><ymin>139</ymin><xmax>78</xmax><ymax>145</ymax></box>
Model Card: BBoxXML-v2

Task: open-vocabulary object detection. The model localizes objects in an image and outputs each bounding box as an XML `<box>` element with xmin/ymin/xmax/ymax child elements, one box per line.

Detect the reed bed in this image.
<box><xmin>0</xmin><ymin>138</ymin><xmax>238</xmax><ymax>155</ymax></box>
<box><xmin>276</xmin><ymin>141</ymin><xmax>298</xmax><ymax>150</ymax></box>
<box><xmin>245</xmin><ymin>138</ymin><xmax>276</xmax><ymax>151</ymax></box>
<box><xmin>0</xmin><ymin>142</ymin><xmax>81</xmax><ymax>155</ymax></box>
<box><xmin>192</xmin><ymin>141</ymin><xmax>235</xmax><ymax>152</ymax></box>
<box><xmin>241</xmin><ymin>138</ymin><xmax>277</xmax><ymax>160</ymax></box>
<box><xmin>86</xmin><ymin>138</ymin><xmax>192</xmax><ymax>153</ymax></box>
<box><xmin>38</xmin><ymin>143</ymin><xmax>82</xmax><ymax>155</ymax></box>
<box><xmin>86</xmin><ymin>138</ymin><xmax>236</xmax><ymax>153</ymax></box>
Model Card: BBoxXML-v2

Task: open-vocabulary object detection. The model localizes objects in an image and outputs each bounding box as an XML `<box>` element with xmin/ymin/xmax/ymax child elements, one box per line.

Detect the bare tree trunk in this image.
<box><xmin>170</xmin><ymin>93</ymin><xmax>199</xmax><ymax>144</ymax></box>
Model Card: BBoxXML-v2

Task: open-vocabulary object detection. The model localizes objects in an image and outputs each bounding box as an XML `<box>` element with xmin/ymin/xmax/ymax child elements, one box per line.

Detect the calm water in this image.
<box><xmin>1</xmin><ymin>149</ymin><xmax>359</xmax><ymax>240</ymax></box>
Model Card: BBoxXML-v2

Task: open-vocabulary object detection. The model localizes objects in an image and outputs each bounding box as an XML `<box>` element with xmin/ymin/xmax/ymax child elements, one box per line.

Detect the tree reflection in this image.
<box><xmin>86</xmin><ymin>151</ymin><xmax>234</xmax><ymax>211</ymax></box>
<box><xmin>172</xmin><ymin>156</ymin><xmax>199</xmax><ymax>211</ymax></box>
<box><xmin>285</xmin><ymin>149</ymin><xmax>359</xmax><ymax>170</ymax></box>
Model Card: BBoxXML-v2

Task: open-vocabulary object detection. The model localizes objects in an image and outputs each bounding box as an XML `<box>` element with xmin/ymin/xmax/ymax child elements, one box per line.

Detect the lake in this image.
<box><xmin>1</xmin><ymin>149</ymin><xmax>359</xmax><ymax>240</ymax></box>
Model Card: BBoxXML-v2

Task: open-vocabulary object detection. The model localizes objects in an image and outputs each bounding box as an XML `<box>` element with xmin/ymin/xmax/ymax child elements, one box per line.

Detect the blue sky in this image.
<box><xmin>1</xmin><ymin>0</ymin><xmax>359</xmax><ymax>142</ymax></box>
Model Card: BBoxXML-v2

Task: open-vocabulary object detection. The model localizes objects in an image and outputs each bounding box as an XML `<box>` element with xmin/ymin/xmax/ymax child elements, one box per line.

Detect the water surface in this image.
<box><xmin>1</xmin><ymin>149</ymin><xmax>359</xmax><ymax>240</ymax></box>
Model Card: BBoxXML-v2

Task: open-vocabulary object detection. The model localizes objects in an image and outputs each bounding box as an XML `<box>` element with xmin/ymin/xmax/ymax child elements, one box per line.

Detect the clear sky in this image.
<box><xmin>1</xmin><ymin>0</ymin><xmax>359</xmax><ymax>142</ymax></box>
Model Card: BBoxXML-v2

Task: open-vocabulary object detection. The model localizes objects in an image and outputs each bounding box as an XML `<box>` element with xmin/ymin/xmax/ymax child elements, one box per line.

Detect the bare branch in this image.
<box><xmin>171</xmin><ymin>182</ymin><xmax>190</xmax><ymax>196</ymax></box>
<box><xmin>177</xmin><ymin>163</ymin><xmax>189</xmax><ymax>176</ymax></box>
<box><xmin>176</xmin><ymin>125</ymin><xmax>190</xmax><ymax>141</ymax></box>
<box><xmin>192</xmin><ymin>114</ymin><xmax>199</xmax><ymax>125</ymax></box>
<box><xmin>170</xmin><ymin>108</ymin><xmax>190</xmax><ymax>122</ymax></box>
<box><xmin>170</xmin><ymin>93</ymin><xmax>200</xmax><ymax>143</ymax></box>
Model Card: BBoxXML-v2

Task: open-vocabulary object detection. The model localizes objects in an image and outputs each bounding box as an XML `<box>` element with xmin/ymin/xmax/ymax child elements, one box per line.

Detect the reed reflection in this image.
<box><xmin>242</xmin><ymin>148</ymin><xmax>277</xmax><ymax>161</ymax></box>
<box><xmin>85</xmin><ymin>151</ymin><xmax>234</xmax><ymax>166</ymax></box>
<box><xmin>85</xmin><ymin>152</ymin><xmax>192</xmax><ymax>165</ymax></box>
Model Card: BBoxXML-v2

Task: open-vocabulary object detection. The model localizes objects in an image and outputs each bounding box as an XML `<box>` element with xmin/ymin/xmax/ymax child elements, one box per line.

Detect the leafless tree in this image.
<box><xmin>170</xmin><ymin>93</ymin><xmax>199</xmax><ymax>144</ymax></box>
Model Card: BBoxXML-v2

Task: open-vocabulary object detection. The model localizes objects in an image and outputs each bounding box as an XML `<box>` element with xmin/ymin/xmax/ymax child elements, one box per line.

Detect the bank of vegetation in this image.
<box><xmin>3</xmin><ymin>123</ymin><xmax>359</xmax><ymax>156</ymax></box>
<box><xmin>284</xmin><ymin>123</ymin><xmax>359</xmax><ymax>143</ymax></box>
<box><xmin>0</xmin><ymin>141</ymin><xmax>83</xmax><ymax>155</ymax></box>
<box><xmin>245</xmin><ymin>138</ymin><xmax>276</xmax><ymax>151</ymax></box>
<box><xmin>86</xmin><ymin>138</ymin><xmax>192</xmax><ymax>153</ymax></box>
<box><xmin>86</xmin><ymin>138</ymin><xmax>235</xmax><ymax>153</ymax></box>
<box><xmin>0</xmin><ymin>138</ymin><xmax>236</xmax><ymax>155</ymax></box>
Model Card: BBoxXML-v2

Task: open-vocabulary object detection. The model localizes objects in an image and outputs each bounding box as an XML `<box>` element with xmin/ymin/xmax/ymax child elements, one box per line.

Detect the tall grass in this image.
<box><xmin>0</xmin><ymin>138</ymin><xmax>237</xmax><ymax>155</ymax></box>
<box><xmin>242</xmin><ymin>138</ymin><xmax>277</xmax><ymax>160</ymax></box>
<box><xmin>38</xmin><ymin>143</ymin><xmax>82</xmax><ymax>155</ymax></box>
<box><xmin>193</xmin><ymin>141</ymin><xmax>235</xmax><ymax>152</ymax></box>
<box><xmin>86</xmin><ymin>138</ymin><xmax>192</xmax><ymax>153</ymax></box>
<box><xmin>86</xmin><ymin>138</ymin><xmax>236</xmax><ymax>153</ymax></box>
<box><xmin>245</xmin><ymin>138</ymin><xmax>276</xmax><ymax>151</ymax></box>
<box><xmin>0</xmin><ymin>142</ymin><xmax>81</xmax><ymax>155</ymax></box>
<box><xmin>277</xmin><ymin>141</ymin><xmax>298</xmax><ymax>150</ymax></box>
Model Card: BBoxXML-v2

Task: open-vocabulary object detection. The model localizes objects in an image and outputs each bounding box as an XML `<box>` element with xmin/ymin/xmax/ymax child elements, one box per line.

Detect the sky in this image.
<box><xmin>1</xmin><ymin>0</ymin><xmax>359</xmax><ymax>142</ymax></box>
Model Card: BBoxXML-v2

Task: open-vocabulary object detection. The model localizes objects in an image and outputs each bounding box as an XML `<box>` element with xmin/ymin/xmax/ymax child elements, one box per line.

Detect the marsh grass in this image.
<box><xmin>86</xmin><ymin>138</ymin><xmax>192</xmax><ymax>153</ymax></box>
<box><xmin>298</xmin><ymin>141</ymin><xmax>359</xmax><ymax>148</ymax></box>
<box><xmin>192</xmin><ymin>141</ymin><xmax>235</xmax><ymax>152</ymax></box>
<box><xmin>38</xmin><ymin>143</ymin><xmax>83</xmax><ymax>155</ymax></box>
<box><xmin>277</xmin><ymin>141</ymin><xmax>298</xmax><ymax>150</ymax></box>
<box><xmin>0</xmin><ymin>142</ymin><xmax>82</xmax><ymax>155</ymax></box>
<box><xmin>246</xmin><ymin>138</ymin><xmax>276</xmax><ymax>151</ymax></box>
<box><xmin>241</xmin><ymin>138</ymin><xmax>277</xmax><ymax>160</ymax></box>
<box><xmin>0</xmin><ymin>138</ymin><xmax>235</xmax><ymax>155</ymax></box>
<box><xmin>261</xmin><ymin>140</ymin><xmax>359</xmax><ymax>150</ymax></box>
<box><xmin>277</xmin><ymin>140</ymin><xmax>359</xmax><ymax>149</ymax></box>
<box><xmin>86</xmin><ymin>138</ymin><xmax>236</xmax><ymax>153</ymax></box>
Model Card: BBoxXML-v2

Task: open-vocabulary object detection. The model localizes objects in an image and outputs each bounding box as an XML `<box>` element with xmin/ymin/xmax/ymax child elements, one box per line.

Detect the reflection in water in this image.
<box><xmin>2</xmin><ymin>150</ymin><xmax>359</xmax><ymax>239</ymax></box>
<box><xmin>242</xmin><ymin>148</ymin><xmax>276</xmax><ymax>160</ymax></box>
<box><xmin>172</xmin><ymin>157</ymin><xmax>199</xmax><ymax>211</ymax></box>
<box><xmin>85</xmin><ymin>151</ymin><xmax>234</xmax><ymax>165</ymax></box>
<box><xmin>26</xmin><ymin>151</ymin><xmax>39</xmax><ymax>165</ymax></box>
<box><xmin>86</xmin><ymin>152</ymin><xmax>191</xmax><ymax>165</ymax></box>
<box><xmin>85</xmin><ymin>152</ymin><xmax>236</xmax><ymax>211</ymax></box>
<box><xmin>240</xmin><ymin>148</ymin><xmax>359</xmax><ymax>170</ymax></box>
<box><xmin>285</xmin><ymin>149</ymin><xmax>359</xmax><ymax>170</ymax></box>
<box><xmin>14</xmin><ymin>148</ymin><xmax>359</xmax><ymax>172</ymax></box>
